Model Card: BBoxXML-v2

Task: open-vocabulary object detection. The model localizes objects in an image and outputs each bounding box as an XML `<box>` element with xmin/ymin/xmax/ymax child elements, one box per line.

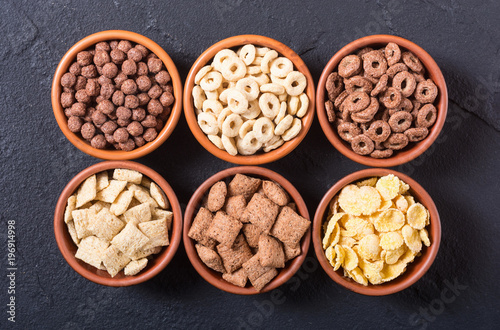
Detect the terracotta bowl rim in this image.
<box><xmin>183</xmin><ymin>34</ymin><xmax>316</xmax><ymax>165</ymax></box>
<box><xmin>316</xmin><ymin>34</ymin><xmax>448</xmax><ymax>167</ymax></box>
<box><xmin>51</xmin><ymin>29</ymin><xmax>183</xmax><ymax>160</ymax></box>
<box><xmin>312</xmin><ymin>168</ymin><xmax>441</xmax><ymax>296</ymax></box>
<box><xmin>54</xmin><ymin>160</ymin><xmax>183</xmax><ymax>286</ymax></box>
<box><xmin>183</xmin><ymin>165</ymin><xmax>311</xmax><ymax>295</ymax></box>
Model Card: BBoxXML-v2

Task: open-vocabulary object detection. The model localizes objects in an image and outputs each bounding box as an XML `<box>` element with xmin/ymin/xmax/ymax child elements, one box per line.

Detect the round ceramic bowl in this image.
<box><xmin>51</xmin><ymin>30</ymin><xmax>183</xmax><ymax>160</ymax></box>
<box><xmin>183</xmin><ymin>35</ymin><xmax>315</xmax><ymax>165</ymax></box>
<box><xmin>313</xmin><ymin>168</ymin><xmax>441</xmax><ymax>295</ymax></box>
<box><xmin>54</xmin><ymin>160</ymin><xmax>182</xmax><ymax>286</ymax></box>
<box><xmin>183</xmin><ymin>166</ymin><xmax>311</xmax><ymax>294</ymax></box>
<box><xmin>316</xmin><ymin>35</ymin><xmax>448</xmax><ymax>167</ymax></box>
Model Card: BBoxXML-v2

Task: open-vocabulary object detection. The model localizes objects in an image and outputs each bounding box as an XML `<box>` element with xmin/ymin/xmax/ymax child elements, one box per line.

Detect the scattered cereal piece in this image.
<box><xmin>375</xmin><ymin>174</ymin><xmax>400</xmax><ymax>201</ymax></box>
<box><xmin>89</xmin><ymin>208</ymin><xmax>125</xmax><ymax>241</ymax></box>
<box><xmin>420</xmin><ymin>228</ymin><xmax>431</xmax><ymax>247</ymax></box>
<box><xmin>283</xmin><ymin>243</ymin><xmax>301</xmax><ymax>262</ymax></box>
<box><xmin>374</xmin><ymin>208</ymin><xmax>405</xmax><ymax>232</ymax></box>
<box><xmin>123</xmin><ymin>203</ymin><xmax>151</xmax><ymax>224</ymax></box>
<box><xmin>72</xmin><ymin>208</ymin><xmax>96</xmax><ymax>239</ymax></box>
<box><xmin>242</xmin><ymin>223</ymin><xmax>262</xmax><ymax>248</ymax></box>
<box><xmin>406</xmin><ymin>203</ymin><xmax>428</xmax><ymax>230</ymax></box>
<box><xmin>67</xmin><ymin>220</ymin><xmax>80</xmax><ymax>246</ymax></box>
<box><xmin>96</xmin><ymin>172</ymin><xmax>109</xmax><ymax>191</ymax></box>
<box><xmin>225</xmin><ymin>195</ymin><xmax>247</xmax><ymax>222</ymax></box>
<box><xmin>188</xmin><ymin>207</ymin><xmax>216</xmax><ymax>248</ymax></box>
<box><xmin>379</xmin><ymin>231</ymin><xmax>404</xmax><ymax>251</ymax></box>
<box><xmin>138</xmin><ymin>218</ymin><xmax>169</xmax><ymax>250</ymax></box>
<box><xmin>402</xmin><ymin>224</ymin><xmax>422</xmax><ymax>253</ymax></box>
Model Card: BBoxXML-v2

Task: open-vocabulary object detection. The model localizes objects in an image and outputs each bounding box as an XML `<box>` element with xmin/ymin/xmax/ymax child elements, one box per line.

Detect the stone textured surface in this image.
<box><xmin>1</xmin><ymin>0</ymin><xmax>499</xmax><ymax>329</ymax></box>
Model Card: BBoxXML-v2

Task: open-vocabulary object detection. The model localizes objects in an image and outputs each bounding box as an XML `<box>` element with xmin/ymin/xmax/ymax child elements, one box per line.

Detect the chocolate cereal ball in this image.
<box><xmin>147</xmin><ymin>99</ymin><xmax>163</xmax><ymax>115</ymax></box>
<box><xmin>77</xmin><ymin>51</ymin><xmax>93</xmax><ymax>66</ymax></box>
<box><xmin>143</xmin><ymin>127</ymin><xmax>158</xmax><ymax>142</ymax></box>
<box><xmin>67</xmin><ymin>116</ymin><xmax>83</xmax><ymax>133</ymax></box>
<box><xmin>135</xmin><ymin>44</ymin><xmax>149</xmax><ymax>58</ymax></box>
<box><xmin>112</xmin><ymin>90</ymin><xmax>125</xmax><ymax>106</ymax></box>
<box><xmin>85</xmin><ymin>79</ymin><xmax>100</xmax><ymax>96</ymax></box>
<box><xmin>122</xmin><ymin>59</ymin><xmax>137</xmax><ymax>75</ymax></box>
<box><xmin>137</xmin><ymin>62</ymin><xmax>148</xmax><ymax>76</ymax></box>
<box><xmin>69</xmin><ymin>62</ymin><xmax>81</xmax><ymax>76</ymax></box>
<box><xmin>61</xmin><ymin>92</ymin><xmax>75</xmax><ymax>108</ymax></box>
<box><xmin>124</xmin><ymin>95</ymin><xmax>139</xmax><ymax>109</ymax></box>
<box><xmin>101</xmin><ymin>120</ymin><xmax>118</xmax><ymax>134</ymax></box>
<box><xmin>117</xmin><ymin>40</ymin><xmax>133</xmax><ymax>53</ymax></box>
<box><xmin>137</xmin><ymin>93</ymin><xmax>150</xmax><ymax>106</ymax></box>
<box><xmin>102</xmin><ymin>62</ymin><xmax>118</xmax><ymax>79</ymax></box>
<box><xmin>114</xmin><ymin>72</ymin><xmax>127</xmax><ymax>88</ymax></box>
<box><xmin>61</xmin><ymin>72</ymin><xmax>76</xmax><ymax>88</ymax></box>
<box><xmin>127</xmin><ymin>47</ymin><xmax>143</xmax><ymax>62</ymax></box>
<box><xmin>110</xmin><ymin>49</ymin><xmax>126</xmax><ymax>65</ymax></box>
<box><xmin>70</xmin><ymin>102</ymin><xmax>86</xmax><ymax>117</ymax></box>
<box><xmin>116</xmin><ymin>106</ymin><xmax>132</xmax><ymax>120</ymax></box>
<box><xmin>97</xmin><ymin>99</ymin><xmax>115</xmax><ymax>115</ymax></box>
<box><xmin>81</xmin><ymin>122</ymin><xmax>96</xmax><ymax>140</ymax></box>
<box><xmin>136</xmin><ymin>75</ymin><xmax>152</xmax><ymax>92</ymax></box>
<box><xmin>127</xmin><ymin>121</ymin><xmax>144</xmax><ymax>136</ymax></box>
<box><xmin>94</xmin><ymin>50</ymin><xmax>110</xmax><ymax>66</ymax></box>
<box><xmin>132</xmin><ymin>108</ymin><xmax>146</xmax><ymax>121</ymax></box>
<box><xmin>105</xmin><ymin>133</ymin><xmax>115</xmax><ymax>144</ymax></box>
<box><xmin>119</xmin><ymin>138</ymin><xmax>136</xmax><ymax>151</ymax></box>
<box><xmin>148</xmin><ymin>85</ymin><xmax>163</xmax><ymax>99</ymax></box>
<box><xmin>147</xmin><ymin>57</ymin><xmax>163</xmax><ymax>73</ymax></box>
<box><xmin>134</xmin><ymin>136</ymin><xmax>146</xmax><ymax>148</ymax></box>
<box><xmin>75</xmin><ymin>76</ymin><xmax>87</xmax><ymax>91</ymax></box>
<box><xmin>75</xmin><ymin>89</ymin><xmax>91</xmax><ymax>103</ymax></box>
<box><xmin>100</xmin><ymin>83</ymin><xmax>115</xmax><ymax>99</ymax></box>
<box><xmin>81</xmin><ymin>65</ymin><xmax>97</xmax><ymax>78</ymax></box>
<box><xmin>95</xmin><ymin>41</ymin><xmax>110</xmax><ymax>52</ymax></box>
<box><xmin>113</xmin><ymin>127</ymin><xmax>129</xmax><ymax>143</ymax></box>
<box><xmin>91</xmin><ymin>134</ymin><xmax>107</xmax><ymax>149</ymax></box>
<box><xmin>117</xmin><ymin>118</ymin><xmax>131</xmax><ymax>127</ymax></box>
<box><xmin>121</xmin><ymin>79</ymin><xmax>137</xmax><ymax>95</ymax></box>
<box><xmin>160</xmin><ymin>92</ymin><xmax>174</xmax><ymax>107</ymax></box>
<box><xmin>141</xmin><ymin>115</ymin><xmax>157</xmax><ymax>128</ymax></box>
<box><xmin>155</xmin><ymin>70</ymin><xmax>171</xmax><ymax>85</ymax></box>
<box><xmin>91</xmin><ymin>110</ymin><xmax>107</xmax><ymax>126</ymax></box>
<box><xmin>98</xmin><ymin>75</ymin><xmax>112</xmax><ymax>86</ymax></box>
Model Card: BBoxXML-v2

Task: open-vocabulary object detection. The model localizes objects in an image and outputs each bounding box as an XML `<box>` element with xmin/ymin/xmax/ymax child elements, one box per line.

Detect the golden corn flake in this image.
<box><xmin>374</xmin><ymin>208</ymin><xmax>405</xmax><ymax>232</ymax></box>
<box><xmin>325</xmin><ymin>245</ymin><xmax>336</xmax><ymax>267</ymax></box>
<box><xmin>400</xmin><ymin>248</ymin><xmax>417</xmax><ymax>264</ymax></box>
<box><xmin>328</xmin><ymin>195</ymin><xmax>339</xmax><ymax>216</ymax></box>
<box><xmin>341</xmin><ymin>245</ymin><xmax>359</xmax><ymax>271</ymax></box>
<box><xmin>347</xmin><ymin>267</ymin><xmax>368</xmax><ymax>286</ymax></box>
<box><xmin>378</xmin><ymin>199</ymin><xmax>393</xmax><ymax>211</ymax></box>
<box><xmin>356</xmin><ymin>177</ymin><xmax>377</xmax><ymax>187</ymax></box>
<box><xmin>334</xmin><ymin>245</ymin><xmax>345</xmax><ymax>271</ymax></box>
<box><xmin>357</xmin><ymin>234</ymin><xmax>381</xmax><ymax>260</ymax></box>
<box><xmin>380</xmin><ymin>259</ymin><xmax>407</xmax><ymax>282</ymax></box>
<box><xmin>345</xmin><ymin>217</ymin><xmax>374</xmax><ymax>240</ymax></box>
<box><xmin>338</xmin><ymin>236</ymin><xmax>357</xmax><ymax>248</ymax></box>
<box><xmin>340</xmin><ymin>229</ymin><xmax>356</xmax><ymax>237</ymax></box>
<box><xmin>379</xmin><ymin>231</ymin><xmax>404</xmax><ymax>250</ymax></box>
<box><xmin>405</xmin><ymin>195</ymin><xmax>415</xmax><ymax>207</ymax></box>
<box><xmin>339</xmin><ymin>185</ymin><xmax>381</xmax><ymax>216</ymax></box>
<box><xmin>323</xmin><ymin>214</ymin><xmax>341</xmax><ymax>249</ymax></box>
<box><xmin>399</xmin><ymin>179</ymin><xmax>410</xmax><ymax>195</ymax></box>
<box><xmin>402</xmin><ymin>224</ymin><xmax>422</xmax><ymax>253</ymax></box>
<box><xmin>407</xmin><ymin>203</ymin><xmax>428</xmax><ymax>230</ymax></box>
<box><xmin>375</xmin><ymin>174</ymin><xmax>400</xmax><ymax>201</ymax></box>
<box><xmin>420</xmin><ymin>228</ymin><xmax>431</xmax><ymax>247</ymax></box>
<box><xmin>359</xmin><ymin>259</ymin><xmax>383</xmax><ymax>284</ymax></box>
<box><xmin>383</xmin><ymin>245</ymin><xmax>406</xmax><ymax>264</ymax></box>
<box><xmin>393</xmin><ymin>194</ymin><xmax>409</xmax><ymax>213</ymax></box>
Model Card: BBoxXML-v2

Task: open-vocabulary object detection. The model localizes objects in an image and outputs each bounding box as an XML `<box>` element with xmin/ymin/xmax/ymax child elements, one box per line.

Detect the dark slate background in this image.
<box><xmin>1</xmin><ymin>0</ymin><xmax>499</xmax><ymax>329</ymax></box>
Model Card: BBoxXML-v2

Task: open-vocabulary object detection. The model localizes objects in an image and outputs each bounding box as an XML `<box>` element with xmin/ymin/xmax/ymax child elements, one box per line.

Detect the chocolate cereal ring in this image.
<box><xmin>405</xmin><ymin>127</ymin><xmax>429</xmax><ymax>142</ymax></box>
<box><xmin>366</xmin><ymin>120</ymin><xmax>391</xmax><ymax>142</ymax></box>
<box><xmin>326</xmin><ymin>72</ymin><xmax>344</xmax><ymax>101</ymax></box>
<box><xmin>345</xmin><ymin>75</ymin><xmax>373</xmax><ymax>94</ymax></box>
<box><xmin>351</xmin><ymin>134</ymin><xmax>374</xmax><ymax>155</ymax></box>
<box><xmin>380</xmin><ymin>87</ymin><xmax>402</xmax><ymax>109</ymax></box>
<box><xmin>414</xmin><ymin>79</ymin><xmax>438</xmax><ymax>104</ymax></box>
<box><xmin>388</xmin><ymin>111</ymin><xmax>413</xmax><ymax>133</ymax></box>
<box><xmin>363</xmin><ymin>71</ymin><xmax>379</xmax><ymax>84</ymax></box>
<box><xmin>402</xmin><ymin>51</ymin><xmax>423</xmax><ymax>73</ymax></box>
<box><xmin>325</xmin><ymin>100</ymin><xmax>336</xmax><ymax>123</ymax></box>
<box><xmin>338</xmin><ymin>55</ymin><xmax>362</xmax><ymax>78</ymax></box>
<box><xmin>388</xmin><ymin>98</ymin><xmax>413</xmax><ymax>116</ymax></box>
<box><xmin>416</xmin><ymin>104</ymin><xmax>437</xmax><ymax>128</ymax></box>
<box><xmin>383</xmin><ymin>133</ymin><xmax>409</xmax><ymax>150</ymax></box>
<box><xmin>337</xmin><ymin>122</ymin><xmax>361</xmax><ymax>142</ymax></box>
<box><xmin>370</xmin><ymin>74</ymin><xmax>388</xmax><ymax>97</ymax></box>
<box><xmin>384</xmin><ymin>42</ymin><xmax>401</xmax><ymax>66</ymax></box>
<box><xmin>386</xmin><ymin>63</ymin><xmax>408</xmax><ymax>78</ymax></box>
<box><xmin>334</xmin><ymin>90</ymin><xmax>349</xmax><ymax>109</ymax></box>
<box><xmin>362</xmin><ymin>50</ymin><xmax>387</xmax><ymax>78</ymax></box>
<box><xmin>392</xmin><ymin>71</ymin><xmax>416</xmax><ymax>97</ymax></box>
<box><xmin>341</xmin><ymin>91</ymin><xmax>370</xmax><ymax>113</ymax></box>
<box><xmin>370</xmin><ymin>148</ymin><xmax>393</xmax><ymax>159</ymax></box>
<box><xmin>351</xmin><ymin>97</ymin><xmax>379</xmax><ymax>123</ymax></box>
<box><xmin>356</xmin><ymin>47</ymin><xmax>374</xmax><ymax>57</ymax></box>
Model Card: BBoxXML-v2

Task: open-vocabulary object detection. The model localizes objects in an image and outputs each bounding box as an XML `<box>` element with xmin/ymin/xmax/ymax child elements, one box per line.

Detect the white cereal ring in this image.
<box><xmin>218</xmin><ymin>88</ymin><xmax>233</xmax><ymax>104</ymax></box>
<box><xmin>236</xmin><ymin>77</ymin><xmax>260</xmax><ymax>101</ymax></box>
<box><xmin>203</xmin><ymin>99</ymin><xmax>223</xmax><ymax>116</ymax></box>
<box><xmin>274</xmin><ymin>101</ymin><xmax>287</xmax><ymax>124</ymax></box>
<box><xmin>252</xmin><ymin>56</ymin><xmax>263</xmax><ymax>65</ymax></box>
<box><xmin>260</xmin><ymin>83</ymin><xmax>285</xmax><ymax>95</ymax></box>
<box><xmin>284</xmin><ymin>71</ymin><xmax>307</xmax><ymax>96</ymax></box>
<box><xmin>270</xmin><ymin>57</ymin><xmax>293</xmax><ymax>78</ymax></box>
<box><xmin>296</xmin><ymin>93</ymin><xmax>309</xmax><ymax>118</ymax></box>
<box><xmin>263</xmin><ymin>137</ymin><xmax>284</xmax><ymax>152</ymax></box>
<box><xmin>252</xmin><ymin>73</ymin><xmax>270</xmax><ymax>86</ymax></box>
<box><xmin>221</xmin><ymin>57</ymin><xmax>246</xmax><ymax>81</ymax></box>
<box><xmin>239</xmin><ymin>44</ymin><xmax>256</xmax><ymax>65</ymax></box>
<box><xmin>278</xmin><ymin>93</ymin><xmax>288</xmax><ymax>102</ymax></box>
<box><xmin>236</xmin><ymin>131</ymin><xmax>262</xmax><ymax>155</ymax></box>
<box><xmin>270</xmin><ymin>74</ymin><xmax>286</xmax><ymax>86</ymax></box>
<box><xmin>256</xmin><ymin>47</ymin><xmax>271</xmax><ymax>56</ymax></box>
<box><xmin>282</xmin><ymin>118</ymin><xmax>302</xmax><ymax>141</ymax></box>
<box><xmin>204</xmin><ymin>89</ymin><xmax>219</xmax><ymax>100</ymax></box>
<box><xmin>200</xmin><ymin>71</ymin><xmax>223</xmax><ymax>91</ymax></box>
<box><xmin>197</xmin><ymin>112</ymin><xmax>219</xmax><ymax>135</ymax></box>
<box><xmin>192</xmin><ymin>85</ymin><xmax>207</xmax><ymax>110</ymax></box>
<box><xmin>213</xmin><ymin>49</ymin><xmax>238</xmax><ymax>71</ymax></box>
<box><xmin>222</xmin><ymin>113</ymin><xmax>244</xmax><ymax>137</ymax></box>
<box><xmin>195</xmin><ymin>65</ymin><xmax>212</xmax><ymax>85</ymax></box>
<box><xmin>227</xmin><ymin>89</ymin><xmax>249</xmax><ymax>114</ymax></box>
<box><xmin>217</xmin><ymin>108</ymin><xmax>232</xmax><ymax>130</ymax></box>
<box><xmin>253</xmin><ymin>117</ymin><xmax>275</xmax><ymax>144</ymax></box>
<box><xmin>246</xmin><ymin>66</ymin><xmax>262</xmax><ymax>75</ymax></box>
<box><xmin>221</xmin><ymin>134</ymin><xmax>238</xmax><ymax>156</ymax></box>
<box><xmin>208</xmin><ymin>134</ymin><xmax>224</xmax><ymax>150</ymax></box>
<box><xmin>259</xmin><ymin>92</ymin><xmax>280</xmax><ymax>119</ymax></box>
<box><xmin>288</xmin><ymin>95</ymin><xmax>299</xmax><ymax>115</ymax></box>
<box><xmin>239</xmin><ymin>119</ymin><xmax>256</xmax><ymax>139</ymax></box>
<box><xmin>264</xmin><ymin>134</ymin><xmax>281</xmax><ymax>146</ymax></box>
<box><xmin>274</xmin><ymin>114</ymin><xmax>294</xmax><ymax>135</ymax></box>
<box><xmin>261</xmin><ymin>50</ymin><xmax>278</xmax><ymax>74</ymax></box>
<box><xmin>241</xmin><ymin>100</ymin><xmax>261</xmax><ymax>120</ymax></box>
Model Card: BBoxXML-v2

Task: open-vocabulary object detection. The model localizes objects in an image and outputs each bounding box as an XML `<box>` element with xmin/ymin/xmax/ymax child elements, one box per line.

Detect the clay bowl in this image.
<box><xmin>183</xmin><ymin>34</ymin><xmax>315</xmax><ymax>165</ymax></box>
<box><xmin>183</xmin><ymin>166</ymin><xmax>311</xmax><ymax>294</ymax></box>
<box><xmin>312</xmin><ymin>168</ymin><xmax>441</xmax><ymax>295</ymax></box>
<box><xmin>52</xmin><ymin>30</ymin><xmax>183</xmax><ymax>160</ymax></box>
<box><xmin>54</xmin><ymin>160</ymin><xmax>182</xmax><ymax>286</ymax></box>
<box><xmin>316</xmin><ymin>34</ymin><xmax>448</xmax><ymax>167</ymax></box>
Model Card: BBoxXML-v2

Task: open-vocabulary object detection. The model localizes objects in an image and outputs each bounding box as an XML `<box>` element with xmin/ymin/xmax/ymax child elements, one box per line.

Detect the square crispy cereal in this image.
<box><xmin>72</xmin><ymin>208</ymin><xmax>96</xmax><ymax>239</ymax></box>
<box><xmin>67</xmin><ymin>220</ymin><xmax>80</xmax><ymax>246</ymax></box>
<box><xmin>123</xmin><ymin>203</ymin><xmax>152</xmax><ymax>224</ymax></box>
<box><xmin>129</xmin><ymin>246</ymin><xmax>162</xmax><ymax>261</ymax></box>
<box><xmin>196</xmin><ymin>244</ymin><xmax>226</xmax><ymax>273</ymax></box>
<box><xmin>245</xmin><ymin>193</ymin><xmax>279</xmax><ymax>234</ymax></box>
<box><xmin>102</xmin><ymin>245</ymin><xmax>131</xmax><ymax>277</ymax></box>
<box><xmin>141</xmin><ymin>176</ymin><xmax>152</xmax><ymax>189</ymax></box>
<box><xmin>89</xmin><ymin>201</ymin><xmax>111</xmax><ymax>213</ymax></box>
<box><xmin>111</xmin><ymin>223</ymin><xmax>150</xmax><ymax>258</ymax></box>
<box><xmin>252</xmin><ymin>268</ymin><xmax>278</xmax><ymax>291</ymax></box>
<box><xmin>225</xmin><ymin>195</ymin><xmax>247</xmax><ymax>222</ymax></box>
<box><xmin>242</xmin><ymin>253</ymin><xmax>273</xmax><ymax>282</ymax></box>
<box><xmin>138</xmin><ymin>218</ymin><xmax>169</xmax><ymax>250</ymax></box>
<box><xmin>76</xmin><ymin>174</ymin><xmax>97</xmax><ymax>208</ymax></box>
<box><xmin>150</xmin><ymin>182</ymin><xmax>169</xmax><ymax>209</ymax></box>
<box><xmin>188</xmin><ymin>207</ymin><xmax>215</xmax><ymax>246</ymax></box>
<box><xmin>207</xmin><ymin>181</ymin><xmax>227</xmax><ymax>212</ymax></box>
<box><xmin>228</xmin><ymin>174</ymin><xmax>262</xmax><ymax>199</ymax></box>
<box><xmin>283</xmin><ymin>243</ymin><xmax>301</xmax><ymax>261</ymax></box>
<box><xmin>152</xmin><ymin>208</ymin><xmax>173</xmax><ymax>230</ymax></box>
<box><xmin>96</xmin><ymin>171</ymin><xmax>109</xmax><ymax>191</ymax></box>
<box><xmin>206</xmin><ymin>211</ymin><xmax>243</xmax><ymax>246</ymax></box>
<box><xmin>95</xmin><ymin>180</ymin><xmax>127</xmax><ymax>203</ymax></box>
<box><xmin>258</xmin><ymin>234</ymin><xmax>285</xmax><ymax>268</ymax></box>
<box><xmin>216</xmin><ymin>234</ymin><xmax>253</xmax><ymax>273</ymax></box>
<box><xmin>75</xmin><ymin>236</ymin><xmax>109</xmax><ymax>269</ymax></box>
<box><xmin>109</xmin><ymin>190</ymin><xmax>134</xmax><ymax>216</ymax></box>
<box><xmin>270</xmin><ymin>206</ymin><xmax>310</xmax><ymax>247</ymax></box>
<box><xmin>222</xmin><ymin>268</ymin><xmax>248</xmax><ymax>288</ymax></box>
<box><xmin>124</xmin><ymin>258</ymin><xmax>148</xmax><ymax>276</ymax></box>
<box><xmin>113</xmin><ymin>169</ymin><xmax>143</xmax><ymax>184</ymax></box>
<box><xmin>262</xmin><ymin>181</ymin><xmax>289</xmax><ymax>206</ymax></box>
<box><xmin>64</xmin><ymin>195</ymin><xmax>77</xmax><ymax>223</ymax></box>
<box><xmin>129</xmin><ymin>185</ymin><xmax>158</xmax><ymax>208</ymax></box>
<box><xmin>89</xmin><ymin>208</ymin><xmax>125</xmax><ymax>241</ymax></box>
<box><xmin>242</xmin><ymin>223</ymin><xmax>262</xmax><ymax>248</ymax></box>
